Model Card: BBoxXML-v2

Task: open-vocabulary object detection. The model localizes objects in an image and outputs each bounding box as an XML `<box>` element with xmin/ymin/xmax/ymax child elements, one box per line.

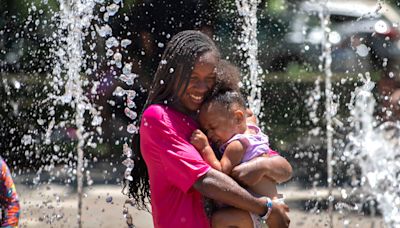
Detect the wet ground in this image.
<box><xmin>15</xmin><ymin>181</ymin><xmax>386</xmax><ymax>228</ymax></box>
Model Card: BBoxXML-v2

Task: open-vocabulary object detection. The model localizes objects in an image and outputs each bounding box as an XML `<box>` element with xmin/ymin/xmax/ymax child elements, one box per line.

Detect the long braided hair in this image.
<box><xmin>125</xmin><ymin>30</ymin><xmax>220</xmax><ymax>210</ymax></box>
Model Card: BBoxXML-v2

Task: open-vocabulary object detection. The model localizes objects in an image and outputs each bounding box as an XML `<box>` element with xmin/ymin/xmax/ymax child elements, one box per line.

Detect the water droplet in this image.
<box><xmin>124</xmin><ymin>108</ymin><xmax>137</xmax><ymax>120</ymax></box>
<box><xmin>127</xmin><ymin>124</ymin><xmax>138</xmax><ymax>134</ymax></box>
<box><xmin>103</xmin><ymin>12</ymin><xmax>110</xmax><ymax>22</ymax></box>
<box><xmin>106</xmin><ymin>4</ymin><xmax>119</xmax><ymax>16</ymax></box>
<box><xmin>122</xmin><ymin>158</ymin><xmax>134</xmax><ymax>168</ymax></box>
<box><xmin>37</xmin><ymin>119</ymin><xmax>45</xmax><ymax>125</ymax></box>
<box><xmin>356</xmin><ymin>44</ymin><xmax>369</xmax><ymax>57</ymax></box>
<box><xmin>125</xmin><ymin>175</ymin><xmax>133</xmax><ymax>181</ymax></box>
<box><xmin>106</xmin><ymin>49</ymin><xmax>114</xmax><ymax>57</ymax></box>
<box><xmin>126</xmin><ymin>90</ymin><xmax>136</xmax><ymax>100</ymax></box>
<box><xmin>106</xmin><ymin>196</ymin><xmax>113</xmax><ymax>203</ymax></box>
<box><xmin>113</xmin><ymin>86</ymin><xmax>126</xmax><ymax>97</ymax></box>
<box><xmin>21</xmin><ymin>134</ymin><xmax>33</xmax><ymax>145</ymax></box>
<box><xmin>105</xmin><ymin>37</ymin><xmax>119</xmax><ymax>48</ymax></box>
<box><xmin>121</xmin><ymin>39</ymin><xmax>132</xmax><ymax>48</ymax></box>
<box><xmin>119</xmin><ymin>74</ymin><xmax>136</xmax><ymax>86</ymax></box>
<box><xmin>122</xmin><ymin>63</ymin><xmax>132</xmax><ymax>75</ymax></box>
<box><xmin>13</xmin><ymin>80</ymin><xmax>21</xmax><ymax>89</ymax></box>
<box><xmin>91</xmin><ymin>115</ymin><xmax>103</xmax><ymax>126</ymax></box>
<box><xmin>125</xmin><ymin>168</ymin><xmax>133</xmax><ymax>181</ymax></box>
<box><xmin>127</xmin><ymin>98</ymin><xmax>135</xmax><ymax>109</ymax></box>
<box><xmin>96</xmin><ymin>24</ymin><xmax>112</xmax><ymax>37</ymax></box>
<box><xmin>123</xmin><ymin>144</ymin><xmax>132</xmax><ymax>157</ymax></box>
<box><xmin>113</xmin><ymin>52</ymin><xmax>122</xmax><ymax>68</ymax></box>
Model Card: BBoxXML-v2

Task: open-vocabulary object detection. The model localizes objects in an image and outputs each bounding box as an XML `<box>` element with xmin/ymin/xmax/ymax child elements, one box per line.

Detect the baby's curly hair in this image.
<box><xmin>213</xmin><ymin>59</ymin><xmax>241</xmax><ymax>94</ymax></box>
<box><xmin>203</xmin><ymin>60</ymin><xmax>246</xmax><ymax>112</ymax></box>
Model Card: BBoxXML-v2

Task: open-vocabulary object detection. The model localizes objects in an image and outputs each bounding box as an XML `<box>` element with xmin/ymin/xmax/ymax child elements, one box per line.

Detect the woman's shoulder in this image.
<box><xmin>142</xmin><ymin>104</ymin><xmax>177</xmax><ymax>125</ymax></box>
<box><xmin>143</xmin><ymin>104</ymin><xmax>167</xmax><ymax>118</ymax></box>
<box><xmin>141</xmin><ymin>104</ymin><xmax>170</xmax><ymax>131</ymax></box>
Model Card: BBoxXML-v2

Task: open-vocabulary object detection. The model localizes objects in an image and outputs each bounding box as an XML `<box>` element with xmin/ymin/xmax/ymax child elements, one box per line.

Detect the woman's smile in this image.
<box><xmin>189</xmin><ymin>93</ymin><xmax>204</xmax><ymax>104</ymax></box>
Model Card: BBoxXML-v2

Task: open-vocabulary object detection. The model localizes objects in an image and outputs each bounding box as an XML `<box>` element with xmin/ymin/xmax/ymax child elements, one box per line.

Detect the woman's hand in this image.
<box><xmin>231</xmin><ymin>156</ymin><xmax>292</xmax><ymax>186</ymax></box>
<box><xmin>190</xmin><ymin>129</ymin><xmax>210</xmax><ymax>152</ymax></box>
<box><xmin>231</xmin><ymin>156</ymin><xmax>265</xmax><ymax>187</ymax></box>
<box><xmin>267</xmin><ymin>202</ymin><xmax>290</xmax><ymax>228</ymax></box>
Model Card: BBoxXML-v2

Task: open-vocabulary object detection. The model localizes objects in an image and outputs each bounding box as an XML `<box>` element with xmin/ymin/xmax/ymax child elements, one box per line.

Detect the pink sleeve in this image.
<box><xmin>141</xmin><ymin>107</ymin><xmax>211</xmax><ymax>193</ymax></box>
<box><xmin>268</xmin><ymin>149</ymin><xmax>280</xmax><ymax>157</ymax></box>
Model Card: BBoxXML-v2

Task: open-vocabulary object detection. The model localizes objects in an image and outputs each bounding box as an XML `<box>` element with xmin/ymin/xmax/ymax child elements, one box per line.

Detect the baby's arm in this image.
<box><xmin>220</xmin><ymin>140</ymin><xmax>246</xmax><ymax>175</ymax></box>
<box><xmin>190</xmin><ymin>130</ymin><xmax>246</xmax><ymax>175</ymax></box>
<box><xmin>191</xmin><ymin>129</ymin><xmax>222</xmax><ymax>171</ymax></box>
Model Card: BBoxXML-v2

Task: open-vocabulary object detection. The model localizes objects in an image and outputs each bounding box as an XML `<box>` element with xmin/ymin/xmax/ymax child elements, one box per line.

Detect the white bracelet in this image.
<box><xmin>259</xmin><ymin>197</ymin><xmax>273</xmax><ymax>222</ymax></box>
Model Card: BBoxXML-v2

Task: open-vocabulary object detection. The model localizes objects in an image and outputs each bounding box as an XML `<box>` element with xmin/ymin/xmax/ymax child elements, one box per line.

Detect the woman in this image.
<box><xmin>126</xmin><ymin>30</ymin><xmax>292</xmax><ymax>228</ymax></box>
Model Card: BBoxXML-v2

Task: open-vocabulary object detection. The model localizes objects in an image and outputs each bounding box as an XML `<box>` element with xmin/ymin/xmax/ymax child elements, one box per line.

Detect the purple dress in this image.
<box><xmin>219</xmin><ymin>124</ymin><xmax>278</xmax><ymax>162</ymax></box>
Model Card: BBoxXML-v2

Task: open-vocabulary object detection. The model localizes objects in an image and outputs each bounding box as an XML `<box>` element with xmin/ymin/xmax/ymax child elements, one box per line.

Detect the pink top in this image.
<box><xmin>140</xmin><ymin>104</ymin><xmax>211</xmax><ymax>228</ymax></box>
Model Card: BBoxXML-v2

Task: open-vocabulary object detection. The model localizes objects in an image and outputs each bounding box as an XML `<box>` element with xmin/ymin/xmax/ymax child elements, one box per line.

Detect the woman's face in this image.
<box><xmin>177</xmin><ymin>51</ymin><xmax>218</xmax><ymax>114</ymax></box>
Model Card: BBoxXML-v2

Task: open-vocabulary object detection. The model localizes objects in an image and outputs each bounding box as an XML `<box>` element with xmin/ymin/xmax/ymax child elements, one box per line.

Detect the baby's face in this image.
<box><xmin>199</xmin><ymin>103</ymin><xmax>238</xmax><ymax>147</ymax></box>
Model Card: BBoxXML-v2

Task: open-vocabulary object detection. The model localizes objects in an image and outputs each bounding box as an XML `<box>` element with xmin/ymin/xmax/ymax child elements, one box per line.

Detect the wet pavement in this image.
<box><xmin>15</xmin><ymin>181</ymin><xmax>386</xmax><ymax>228</ymax></box>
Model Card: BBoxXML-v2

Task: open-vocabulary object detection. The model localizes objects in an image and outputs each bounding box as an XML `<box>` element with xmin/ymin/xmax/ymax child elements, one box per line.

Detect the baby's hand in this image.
<box><xmin>190</xmin><ymin>129</ymin><xmax>210</xmax><ymax>152</ymax></box>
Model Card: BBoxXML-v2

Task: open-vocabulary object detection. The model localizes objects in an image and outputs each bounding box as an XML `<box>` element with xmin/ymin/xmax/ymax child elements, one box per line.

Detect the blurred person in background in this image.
<box><xmin>378</xmin><ymin>60</ymin><xmax>400</xmax><ymax>121</ymax></box>
<box><xmin>0</xmin><ymin>156</ymin><xmax>20</xmax><ymax>228</ymax></box>
<box><xmin>128</xmin><ymin>0</ymin><xmax>215</xmax><ymax>86</ymax></box>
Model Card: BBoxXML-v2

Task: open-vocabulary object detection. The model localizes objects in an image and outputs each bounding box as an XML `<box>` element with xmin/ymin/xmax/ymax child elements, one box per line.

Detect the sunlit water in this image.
<box><xmin>235</xmin><ymin>0</ymin><xmax>263</xmax><ymax>117</ymax></box>
<box><xmin>12</xmin><ymin>0</ymin><xmax>130</xmax><ymax>226</ymax></box>
<box><xmin>49</xmin><ymin>1</ymin><xmax>99</xmax><ymax>226</ymax></box>
<box><xmin>48</xmin><ymin>0</ymin><xmax>138</xmax><ymax>226</ymax></box>
<box><xmin>2</xmin><ymin>0</ymin><xmax>400</xmax><ymax>227</ymax></box>
<box><xmin>344</xmin><ymin>74</ymin><xmax>400</xmax><ymax>227</ymax></box>
<box><xmin>317</xmin><ymin>1</ymin><xmax>400</xmax><ymax>227</ymax></box>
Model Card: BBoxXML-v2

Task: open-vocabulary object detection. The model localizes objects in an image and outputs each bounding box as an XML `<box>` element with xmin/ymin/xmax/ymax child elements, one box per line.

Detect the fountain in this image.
<box><xmin>344</xmin><ymin>73</ymin><xmax>400</xmax><ymax>227</ymax></box>
<box><xmin>0</xmin><ymin>0</ymin><xmax>133</xmax><ymax>226</ymax></box>
<box><xmin>307</xmin><ymin>1</ymin><xmax>400</xmax><ymax>227</ymax></box>
<box><xmin>235</xmin><ymin>0</ymin><xmax>263</xmax><ymax>117</ymax></box>
<box><xmin>237</xmin><ymin>0</ymin><xmax>400</xmax><ymax>227</ymax></box>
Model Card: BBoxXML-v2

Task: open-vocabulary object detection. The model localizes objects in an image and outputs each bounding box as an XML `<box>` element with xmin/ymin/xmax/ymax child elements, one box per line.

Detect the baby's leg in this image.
<box><xmin>212</xmin><ymin>207</ymin><xmax>253</xmax><ymax>228</ymax></box>
<box><xmin>250</xmin><ymin>177</ymin><xmax>278</xmax><ymax>199</ymax></box>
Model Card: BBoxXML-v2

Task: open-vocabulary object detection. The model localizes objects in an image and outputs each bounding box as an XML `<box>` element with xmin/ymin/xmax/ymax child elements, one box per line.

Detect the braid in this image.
<box><xmin>146</xmin><ymin>30</ymin><xmax>219</xmax><ymax>106</ymax></box>
<box><xmin>125</xmin><ymin>30</ymin><xmax>220</xmax><ymax>210</ymax></box>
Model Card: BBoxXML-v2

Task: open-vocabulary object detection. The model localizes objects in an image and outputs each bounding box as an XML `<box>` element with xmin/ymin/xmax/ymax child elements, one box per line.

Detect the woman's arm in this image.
<box><xmin>194</xmin><ymin>169</ymin><xmax>265</xmax><ymax>213</ymax></box>
<box><xmin>194</xmin><ymin>168</ymin><xmax>290</xmax><ymax>227</ymax></box>
<box><xmin>231</xmin><ymin>155</ymin><xmax>292</xmax><ymax>186</ymax></box>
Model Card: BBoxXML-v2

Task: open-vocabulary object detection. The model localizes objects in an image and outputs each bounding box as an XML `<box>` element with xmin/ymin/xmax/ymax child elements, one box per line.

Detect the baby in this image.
<box><xmin>191</xmin><ymin>61</ymin><xmax>287</xmax><ymax>228</ymax></box>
